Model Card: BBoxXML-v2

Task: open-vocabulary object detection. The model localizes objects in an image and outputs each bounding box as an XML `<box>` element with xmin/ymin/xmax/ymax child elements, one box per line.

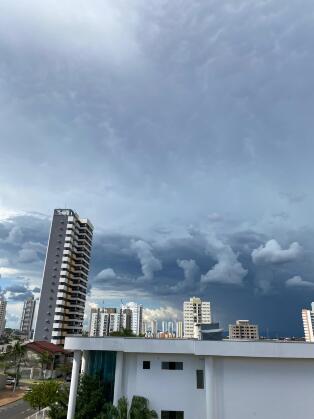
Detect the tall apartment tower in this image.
<box><xmin>34</xmin><ymin>209</ymin><xmax>93</xmax><ymax>346</ymax></box>
<box><xmin>302</xmin><ymin>303</ymin><xmax>314</xmax><ymax>342</ymax></box>
<box><xmin>20</xmin><ymin>296</ymin><xmax>36</xmax><ymax>339</ymax></box>
<box><xmin>229</xmin><ymin>320</ymin><xmax>259</xmax><ymax>340</ymax></box>
<box><xmin>183</xmin><ymin>297</ymin><xmax>211</xmax><ymax>338</ymax></box>
<box><xmin>120</xmin><ymin>302</ymin><xmax>143</xmax><ymax>335</ymax></box>
<box><xmin>89</xmin><ymin>307</ymin><xmax>119</xmax><ymax>337</ymax></box>
<box><xmin>0</xmin><ymin>295</ymin><xmax>7</xmax><ymax>337</ymax></box>
<box><xmin>176</xmin><ymin>321</ymin><xmax>183</xmax><ymax>338</ymax></box>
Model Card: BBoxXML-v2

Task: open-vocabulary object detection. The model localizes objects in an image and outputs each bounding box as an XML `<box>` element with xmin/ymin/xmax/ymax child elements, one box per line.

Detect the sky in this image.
<box><xmin>1</xmin><ymin>0</ymin><xmax>314</xmax><ymax>336</ymax></box>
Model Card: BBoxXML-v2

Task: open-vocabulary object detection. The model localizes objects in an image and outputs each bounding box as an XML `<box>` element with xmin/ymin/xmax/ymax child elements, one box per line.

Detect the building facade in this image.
<box><xmin>0</xmin><ymin>296</ymin><xmax>6</xmax><ymax>337</ymax></box>
<box><xmin>20</xmin><ymin>296</ymin><xmax>36</xmax><ymax>339</ymax></box>
<box><xmin>183</xmin><ymin>297</ymin><xmax>211</xmax><ymax>338</ymax></box>
<box><xmin>229</xmin><ymin>320</ymin><xmax>259</xmax><ymax>340</ymax></box>
<box><xmin>302</xmin><ymin>303</ymin><xmax>314</xmax><ymax>342</ymax></box>
<box><xmin>65</xmin><ymin>337</ymin><xmax>314</xmax><ymax>419</ymax></box>
<box><xmin>176</xmin><ymin>321</ymin><xmax>183</xmax><ymax>338</ymax></box>
<box><xmin>89</xmin><ymin>308</ymin><xmax>120</xmax><ymax>337</ymax></box>
<box><xmin>120</xmin><ymin>302</ymin><xmax>143</xmax><ymax>335</ymax></box>
<box><xmin>34</xmin><ymin>209</ymin><xmax>93</xmax><ymax>345</ymax></box>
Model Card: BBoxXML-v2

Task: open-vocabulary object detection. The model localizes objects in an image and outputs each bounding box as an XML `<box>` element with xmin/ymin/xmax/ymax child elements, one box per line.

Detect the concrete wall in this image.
<box><xmin>216</xmin><ymin>357</ymin><xmax>314</xmax><ymax>419</ymax></box>
<box><xmin>122</xmin><ymin>353</ymin><xmax>206</xmax><ymax>418</ymax></box>
<box><xmin>120</xmin><ymin>353</ymin><xmax>314</xmax><ymax>419</ymax></box>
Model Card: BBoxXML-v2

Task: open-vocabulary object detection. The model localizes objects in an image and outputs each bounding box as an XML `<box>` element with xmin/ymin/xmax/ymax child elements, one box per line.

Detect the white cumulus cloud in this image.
<box><xmin>286</xmin><ymin>275</ymin><xmax>314</xmax><ymax>288</ymax></box>
<box><xmin>95</xmin><ymin>268</ymin><xmax>117</xmax><ymax>281</ymax></box>
<box><xmin>201</xmin><ymin>233</ymin><xmax>247</xmax><ymax>286</ymax></box>
<box><xmin>144</xmin><ymin>306</ymin><xmax>182</xmax><ymax>322</ymax></box>
<box><xmin>252</xmin><ymin>240</ymin><xmax>302</xmax><ymax>265</ymax></box>
<box><xmin>131</xmin><ymin>240</ymin><xmax>162</xmax><ymax>281</ymax></box>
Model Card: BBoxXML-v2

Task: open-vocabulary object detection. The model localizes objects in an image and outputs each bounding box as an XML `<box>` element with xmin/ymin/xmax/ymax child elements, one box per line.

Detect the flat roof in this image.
<box><xmin>64</xmin><ymin>337</ymin><xmax>314</xmax><ymax>359</ymax></box>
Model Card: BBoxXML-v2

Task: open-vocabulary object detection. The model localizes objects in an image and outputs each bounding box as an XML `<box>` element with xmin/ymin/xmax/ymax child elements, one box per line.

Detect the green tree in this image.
<box><xmin>129</xmin><ymin>396</ymin><xmax>158</xmax><ymax>419</ymax></box>
<box><xmin>75</xmin><ymin>374</ymin><xmax>108</xmax><ymax>419</ymax></box>
<box><xmin>24</xmin><ymin>380</ymin><xmax>62</xmax><ymax>411</ymax></box>
<box><xmin>4</xmin><ymin>341</ymin><xmax>26</xmax><ymax>391</ymax></box>
<box><xmin>110</xmin><ymin>329</ymin><xmax>135</xmax><ymax>337</ymax></box>
<box><xmin>48</xmin><ymin>383</ymin><xmax>69</xmax><ymax>419</ymax></box>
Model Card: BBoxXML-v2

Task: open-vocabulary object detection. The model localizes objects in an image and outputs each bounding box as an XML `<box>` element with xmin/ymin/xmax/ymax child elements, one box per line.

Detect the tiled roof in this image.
<box><xmin>25</xmin><ymin>341</ymin><xmax>68</xmax><ymax>354</ymax></box>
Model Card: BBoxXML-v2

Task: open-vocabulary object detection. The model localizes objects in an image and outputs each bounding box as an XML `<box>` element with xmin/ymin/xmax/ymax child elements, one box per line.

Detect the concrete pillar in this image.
<box><xmin>113</xmin><ymin>351</ymin><xmax>124</xmax><ymax>405</ymax></box>
<box><xmin>81</xmin><ymin>350</ymin><xmax>89</xmax><ymax>374</ymax></box>
<box><xmin>67</xmin><ymin>350</ymin><xmax>82</xmax><ymax>419</ymax></box>
<box><xmin>30</xmin><ymin>367</ymin><xmax>34</xmax><ymax>380</ymax></box>
<box><xmin>205</xmin><ymin>356</ymin><xmax>215</xmax><ymax>419</ymax></box>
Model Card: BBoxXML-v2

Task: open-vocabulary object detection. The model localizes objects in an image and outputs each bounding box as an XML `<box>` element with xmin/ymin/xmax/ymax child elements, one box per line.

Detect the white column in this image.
<box><xmin>67</xmin><ymin>350</ymin><xmax>82</xmax><ymax>419</ymax></box>
<box><xmin>81</xmin><ymin>350</ymin><xmax>89</xmax><ymax>374</ymax></box>
<box><xmin>113</xmin><ymin>351</ymin><xmax>124</xmax><ymax>405</ymax></box>
<box><xmin>205</xmin><ymin>356</ymin><xmax>215</xmax><ymax>419</ymax></box>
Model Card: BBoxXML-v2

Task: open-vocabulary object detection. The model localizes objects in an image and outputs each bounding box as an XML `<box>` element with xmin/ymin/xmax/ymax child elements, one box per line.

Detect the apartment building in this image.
<box><xmin>20</xmin><ymin>296</ymin><xmax>36</xmax><ymax>339</ymax></box>
<box><xmin>183</xmin><ymin>297</ymin><xmax>211</xmax><ymax>338</ymax></box>
<box><xmin>34</xmin><ymin>209</ymin><xmax>93</xmax><ymax>345</ymax></box>
<box><xmin>0</xmin><ymin>295</ymin><xmax>6</xmax><ymax>337</ymax></box>
<box><xmin>120</xmin><ymin>302</ymin><xmax>143</xmax><ymax>335</ymax></box>
<box><xmin>229</xmin><ymin>320</ymin><xmax>259</xmax><ymax>340</ymax></box>
<box><xmin>176</xmin><ymin>321</ymin><xmax>183</xmax><ymax>338</ymax></box>
<box><xmin>302</xmin><ymin>303</ymin><xmax>314</xmax><ymax>342</ymax></box>
<box><xmin>89</xmin><ymin>308</ymin><xmax>120</xmax><ymax>337</ymax></box>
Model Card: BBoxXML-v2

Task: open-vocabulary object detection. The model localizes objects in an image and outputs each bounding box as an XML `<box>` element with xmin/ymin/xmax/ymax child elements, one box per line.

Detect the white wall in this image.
<box><xmin>122</xmin><ymin>353</ymin><xmax>206</xmax><ymax>418</ymax></box>
<box><xmin>120</xmin><ymin>353</ymin><xmax>314</xmax><ymax>419</ymax></box>
<box><xmin>216</xmin><ymin>357</ymin><xmax>314</xmax><ymax>419</ymax></box>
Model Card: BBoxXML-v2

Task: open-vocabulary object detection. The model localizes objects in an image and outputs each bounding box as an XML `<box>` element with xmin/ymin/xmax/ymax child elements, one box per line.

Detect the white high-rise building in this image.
<box><xmin>0</xmin><ymin>295</ymin><xmax>7</xmax><ymax>337</ymax></box>
<box><xmin>151</xmin><ymin>320</ymin><xmax>158</xmax><ymax>337</ymax></box>
<box><xmin>120</xmin><ymin>302</ymin><xmax>143</xmax><ymax>335</ymax></box>
<box><xmin>162</xmin><ymin>321</ymin><xmax>167</xmax><ymax>333</ymax></box>
<box><xmin>176</xmin><ymin>321</ymin><xmax>183</xmax><ymax>338</ymax></box>
<box><xmin>89</xmin><ymin>308</ymin><xmax>119</xmax><ymax>337</ymax></box>
<box><xmin>302</xmin><ymin>303</ymin><xmax>314</xmax><ymax>342</ymax></box>
<box><xmin>20</xmin><ymin>296</ymin><xmax>36</xmax><ymax>339</ymax></box>
<box><xmin>183</xmin><ymin>297</ymin><xmax>211</xmax><ymax>338</ymax></box>
<box><xmin>34</xmin><ymin>209</ymin><xmax>93</xmax><ymax>345</ymax></box>
<box><xmin>229</xmin><ymin>320</ymin><xmax>259</xmax><ymax>340</ymax></box>
<box><xmin>168</xmin><ymin>321</ymin><xmax>174</xmax><ymax>334</ymax></box>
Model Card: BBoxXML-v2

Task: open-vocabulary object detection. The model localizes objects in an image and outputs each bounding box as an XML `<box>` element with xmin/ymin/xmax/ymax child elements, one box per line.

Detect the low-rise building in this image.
<box><xmin>229</xmin><ymin>320</ymin><xmax>259</xmax><ymax>340</ymax></box>
<box><xmin>65</xmin><ymin>336</ymin><xmax>314</xmax><ymax>419</ymax></box>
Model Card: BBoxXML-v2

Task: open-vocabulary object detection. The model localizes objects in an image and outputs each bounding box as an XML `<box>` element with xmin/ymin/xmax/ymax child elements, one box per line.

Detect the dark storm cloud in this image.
<box><xmin>0</xmin><ymin>1</ymin><xmax>314</xmax><ymax>334</ymax></box>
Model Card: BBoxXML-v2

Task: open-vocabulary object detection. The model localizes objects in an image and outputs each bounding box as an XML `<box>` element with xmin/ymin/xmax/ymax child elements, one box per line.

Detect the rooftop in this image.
<box><xmin>64</xmin><ymin>336</ymin><xmax>314</xmax><ymax>359</ymax></box>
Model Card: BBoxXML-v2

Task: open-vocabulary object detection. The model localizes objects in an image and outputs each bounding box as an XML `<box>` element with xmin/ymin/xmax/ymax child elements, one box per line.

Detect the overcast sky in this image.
<box><xmin>1</xmin><ymin>0</ymin><xmax>314</xmax><ymax>335</ymax></box>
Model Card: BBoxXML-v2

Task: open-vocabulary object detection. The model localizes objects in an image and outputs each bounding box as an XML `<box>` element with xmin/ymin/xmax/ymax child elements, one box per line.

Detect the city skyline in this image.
<box><xmin>2</xmin><ymin>0</ymin><xmax>314</xmax><ymax>337</ymax></box>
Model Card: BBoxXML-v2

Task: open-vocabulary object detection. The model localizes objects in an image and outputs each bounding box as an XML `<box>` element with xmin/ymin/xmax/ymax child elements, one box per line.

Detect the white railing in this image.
<box><xmin>27</xmin><ymin>407</ymin><xmax>50</xmax><ymax>419</ymax></box>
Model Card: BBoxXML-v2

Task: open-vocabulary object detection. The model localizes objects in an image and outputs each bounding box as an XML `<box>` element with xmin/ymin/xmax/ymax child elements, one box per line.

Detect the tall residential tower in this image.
<box><xmin>20</xmin><ymin>296</ymin><xmax>36</xmax><ymax>339</ymax></box>
<box><xmin>0</xmin><ymin>295</ymin><xmax>7</xmax><ymax>337</ymax></box>
<box><xmin>183</xmin><ymin>297</ymin><xmax>211</xmax><ymax>338</ymax></box>
<box><xmin>34</xmin><ymin>209</ymin><xmax>93</xmax><ymax>345</ymax></box>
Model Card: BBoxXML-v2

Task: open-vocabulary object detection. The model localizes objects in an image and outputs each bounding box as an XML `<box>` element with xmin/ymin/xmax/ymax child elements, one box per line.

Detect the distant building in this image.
<box><xmin>183</xmin><ymin>297</ymin><xmax>211</xmax><ymax>338</ymax></box>
<box><xmin>161</xmin><ymin>321</ymin><xmax>167</xmax><ymax>333</ymax></box>
<box><xmin>176</xmin><ymin>321</ymin><xmax>183</xmax><ymax>338</ymax></box>
<box><xmin>120</xmin><ymin>302</ymin><xmax>143</xmax><ymax>335</ymax></box>
<box><xmin>302</xmin><ymin>303</ymin><xmax>314</xmax><ymax>342</ymax></box>
<box><xmin>20</xmin><ymin>296</ymin><xmax>36</xmax><ymax>339</ymax></box>
<box><xmin>0</xmin><ymin>296</ymin><xmax>6</xmax><ymax>337</ymax></box>
<box><xmin>34</xmin><ymin>209</ymin><xmax>93</xmax><ymax>345</ymax></box>
<box><xmin>229</xmin><ymin>320</ymin><xmax>259</xmax><ymax>340</ymax></box>
<box><xmin>151</xmin><ymin>320</ymin><xmax>158</xmax><ymax>337</ymax></box>
<box><xmin>89</xmin><ymin>308</ymin><xmax>119</xmax><ymax>337</ymax></box>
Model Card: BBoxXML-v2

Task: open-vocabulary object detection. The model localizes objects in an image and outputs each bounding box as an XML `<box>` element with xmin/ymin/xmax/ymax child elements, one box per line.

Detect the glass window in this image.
<box><xmin>196</xmin><ymin>370</ymin><xmax>204</xmax><ymax>389</ymax></box>
<box><xmin>143</xmin><ymin>361</ymin><xmax>150</xmax><ymax>369</ymax></box>
<box><xmin>161</xmin><ymin>362</ymin><xmax>183</xmax><ymax>370</ymax></box>
<box><xmin>161</xmin><ymin>411</ymin><xmax>184</xmax><ymax>419</ymax></box>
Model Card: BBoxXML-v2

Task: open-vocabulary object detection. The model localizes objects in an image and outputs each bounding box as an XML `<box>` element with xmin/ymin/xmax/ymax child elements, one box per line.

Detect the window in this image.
<box><xmin>161</xmin><ymin>362</ymin><xmax>183</xmax><ymax>370</ymax></box>
<box><xmin>161</xmin><ymin>411</ymin><xmax>184</xmax><ymax>419</ymax></box>
<box><xmin>196</xmin><ymin>370</ymin><xmax>204</xmax><ymax>389</ymax></box>
<box><xmin>143</xmin><ymin>361</ymin><xmax>150</xmax><ymax>369</ymax></box>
